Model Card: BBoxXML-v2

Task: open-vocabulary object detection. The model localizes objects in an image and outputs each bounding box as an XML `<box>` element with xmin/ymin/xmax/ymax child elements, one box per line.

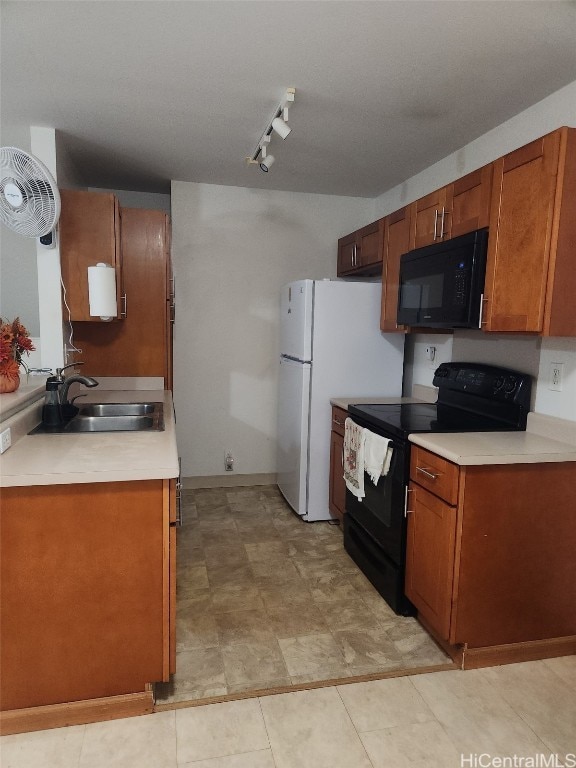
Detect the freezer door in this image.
<box><xmin>280</xmin><ymin>280</ymin><xmax>313</xmax><ymax>362</ymax></box>
<box><xmin>277</xmin><ymin>356</ymin><xmax>311</xmax><ymax>516</ymax></box>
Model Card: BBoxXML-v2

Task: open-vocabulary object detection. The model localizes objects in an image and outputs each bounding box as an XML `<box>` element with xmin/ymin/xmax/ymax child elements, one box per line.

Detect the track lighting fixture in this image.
<box><xmin>246</xmin><ymin>87</ymin><xmax>295</xmax><ymax>172</ymax></box>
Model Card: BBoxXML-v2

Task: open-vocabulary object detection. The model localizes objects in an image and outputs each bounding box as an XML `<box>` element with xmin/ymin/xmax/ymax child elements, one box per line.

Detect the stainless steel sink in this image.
<box><xmin>78</xmin><ymin>402</ymin><xmax>157</xmax><ymax>417</ymax></box>
<box><xmin>29</xmin><ymin>402</ymin><xmax>165</xmax><ymax>434</ymax></box>
<box><xmin>65</xmin><ymin>414</ymin><xmax>158</xmax><ymax>432</ymax></box>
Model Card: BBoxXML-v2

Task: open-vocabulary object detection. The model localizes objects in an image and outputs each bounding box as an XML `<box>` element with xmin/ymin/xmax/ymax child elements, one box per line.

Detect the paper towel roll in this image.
<box><xmin>88</xmin><ymin>263</ymin><xmax>117</xmax><ymax>320</ymax></box>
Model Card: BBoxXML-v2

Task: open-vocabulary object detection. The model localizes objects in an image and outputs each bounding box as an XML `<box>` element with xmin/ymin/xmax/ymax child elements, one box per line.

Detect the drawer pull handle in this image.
<box><xmin>333</xmin><ymin>419</ymin><xmax>345</xmax><ymax>427</ymax></box>
<box><xmin>416</xmin><ymin>466</ymin><xmax>438</xmax><ymax>480</ymax></box>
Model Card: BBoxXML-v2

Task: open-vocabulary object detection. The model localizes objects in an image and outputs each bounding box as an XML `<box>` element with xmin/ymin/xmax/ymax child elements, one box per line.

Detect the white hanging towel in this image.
<box><xmin>364</xmin><ymin>430</ymin><xmax>394</xmax><ymax>485</ymax></box>
<box><xmin>343</xmin><ymin>417</ymin><xmax>366</xmax><ymax>500</ymax></box>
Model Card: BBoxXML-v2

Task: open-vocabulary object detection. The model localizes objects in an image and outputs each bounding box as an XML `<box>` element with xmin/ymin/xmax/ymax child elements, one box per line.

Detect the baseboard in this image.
<box><xmin>461</xmin><ymin>635</ymin><xmax>576</xmax><ymax>670</ymax></box>
<box><xmin>0</xmin><ymin>689</ymin><xmax>154</xmax><ymax>736</ymax></box>
<box><xmin>182</xmin><ymin>473</ymin><xmax>277</xmax><ymax>489</ymax></box>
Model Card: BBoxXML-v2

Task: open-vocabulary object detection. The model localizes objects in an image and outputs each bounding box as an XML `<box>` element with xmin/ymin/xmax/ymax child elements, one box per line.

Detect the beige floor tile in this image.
<box><xmin>203</xmin><ymin>543</ymin><xmax>249</xmax><ymax>567</ymax></box>
<box><xmin>481</xmin><ymin>660</ymin><xmax>576</xmax><ymax>759</ymax></box>
<box><xmin>259</xmin><ymin>583</ymin><xmax>314</xmax><ymax>611</ymax></box>
<box><xmin>245</xmin><ymin>541</ymin><xmax>291</xmax><ymax>562</ymax></box>
<box><xmin>175</xmin><ymin>698</ymin><xmax>269</xmax><ymax>764</ymax></box>
<box><xmin>260</xmin><ymin>686</ymin><xmax>373</xmax><ymax>768</ymax></box>
<box><xmin>360</xmin><ymin>592</ymin><xmax>403</xmax><ymax>627</ymax></box>
<box><xmin>206</xmin><ymin>561</ymin><xmax>255</xmax><ymax>589</ymax></box>
<box><xmin>214</xmin><ymin>608</ymin><xmax>275</xmax><ymax>645</ymax></box>
<box><xmin>286</xmin><ymin>539</ymin><xmax>344</xmax><ymax>559</ymax></box>
<box><xmin>222</xmin><ymin>637</ymin><xmax>289</xmax><ymax>687</ymax></box>
<box><xmin>316</xmin><ymin>598</ymin><xmax>382</xmax><ymax>632</ymax></box>
<box><xmin>337</xmin><ymin>676</ymin><xmax>435</xmax><ymax>732</ymax></box>
<box><xmin>542</xmin><ymin>654</ymin><xmax>576</xmax><ymax>688</ymax></box>
<box><xmin>210</xmin><ymin>585</ymin><xmax>265</xmax><ymax>614</ymax></box>
<box><xmin>306</xmin><ymin>573</ymin><xmax>361</xmax><ymax>603</ymax></box>
<box><xmin>0</xmin><ymin>723</ymin><xmax>85</xmax><ymax>768</ymax></box>
<box><xmin>360</xmin><ymin>720</ymin><xmax>462</xmax><ymax>768</ymax></box>
<box><xmin>292</xmin><ymin>555</ymin><xmax>354</xmax><ymax>581</ymax></box>
<box><xmin>278</xmin><ymin>633</ymin><xmax>347</xmax><ymax>678</ymax></box>
<box><xmin>201</xmin><ymin>529</ymin><xmax>243</xmax><ymax>548</ymax></box>
<box><xmin>332</xmin><ymin>627</ymin><xmax>404</xmax><ymax>673</ymax></box>
<box><xmin>179</xmin><ymin>749</ymin><xmax>276</xmax><ymax>768</ymax></box>
<box><xmin>251</xmin><ymin>559</ymin><xmax>303</xmax><ymax>586</ymax></box>
<box><xmin>177</xmin><ymin>609</ymin><xmax>219</xmax><ymax>651</ymax></box>
<box><xmin>412</xmin><ymin>669</ymin><xmax>554</xmax><ymax>757</ymax></box>
<box><xmin>267</xmin><ymin>602</ymin><xmax>329</xmax><ymax>639</ymax></box>
<box><xmin>155</xmin><ymin>647</ymin><xmax>226</xmax><ymax>703</ymax></box>
<box><xmin>79</xmin><ymin>711</ymin><xmax>176</xmax><ymax>768</ymax></box>
<box><xmin>176</xmin><ymin>563</ymin><xmax>210</xmax><ymax>594</ymax></box>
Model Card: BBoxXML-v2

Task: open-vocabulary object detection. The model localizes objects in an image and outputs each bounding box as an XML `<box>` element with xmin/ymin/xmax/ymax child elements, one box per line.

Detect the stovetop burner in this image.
<box><xmin>349</xmin><ymin>362</ymin><xmax>532</xmax><ymax>440</ymax></box>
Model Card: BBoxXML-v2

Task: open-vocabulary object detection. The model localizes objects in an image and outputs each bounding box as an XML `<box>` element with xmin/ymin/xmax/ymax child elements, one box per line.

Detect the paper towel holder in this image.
<box><xmin>87</xmin><ymin>262</ymin><xmax>117</xmax><ymax>321</ymax></box>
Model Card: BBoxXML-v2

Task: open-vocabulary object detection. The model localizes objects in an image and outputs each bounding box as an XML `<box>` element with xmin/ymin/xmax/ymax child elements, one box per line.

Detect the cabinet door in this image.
<box><xmin>337</xmin><ymin>232</ymin><xmax>357</xmax><ymax>275</ymax></box>
<box><xmin>72</xmin><ymin>209</ymin><xmax>170</xmax><ymax>378</ymax></box>
<box><xmin>405</xmin><ymin>483</ymin><xmax>457</xmax><ymax>640</ymax></box>
<box><xmin>329</xmin><ymin>429</ymin><xmax>346</xmax><ymax>521</ymax></box>
<box><xmin>483</xmin><ymin>132</ymin><xmax>560</xmax><ymax>332</ymax></box>
<box><xmin>59</xmin><ymin>190</ymin><xmax>121</xmax><ymax>321</ymax></box>
<box><xmin>356</xmin><ymin>219</ymin><xmax>383</xmax><ymax>270</ymax></box>
<box><xmin>448</xmin><ymin>164</ymin><xmax>492</xmax><ymax>239</ymax></box>
<box><xmin>380</xmin><ymin>206</ymin><xmax>411</xmax><ymax>332</ymax></box>
<box><xmin>410</xmin><ymin>187</ymin><xmax>449</xmax><ymax>249</ymax></box>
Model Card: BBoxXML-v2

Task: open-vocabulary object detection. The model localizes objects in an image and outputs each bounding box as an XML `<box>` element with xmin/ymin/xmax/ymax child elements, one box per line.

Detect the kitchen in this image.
<box><xmin>1</xmin><ymin>2</ymin><xmax>576</xmax><ymax>766</ymax></box>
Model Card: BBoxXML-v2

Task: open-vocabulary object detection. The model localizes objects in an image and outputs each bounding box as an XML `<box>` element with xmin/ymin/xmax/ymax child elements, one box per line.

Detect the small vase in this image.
<box><xmin>0</xmin><ymin>371</ymin><xmax>20</xmax><ymax>394</ymax></box>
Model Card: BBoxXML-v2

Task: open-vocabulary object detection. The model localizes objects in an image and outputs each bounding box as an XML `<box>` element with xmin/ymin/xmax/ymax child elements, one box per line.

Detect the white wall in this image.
<box><xmin>88</xmin><ymin>188</ymin><xmax>171</xmax><ymax>214</ymax></box>
<box><xmin>171</xmin><ymin>181</ymin><xmax>373</xmax><ymax>478</ymax></box>
<box><xmin>376</xmin><ymin>80</ymin><xmax>576</xmax><ymax>421</ymax></box>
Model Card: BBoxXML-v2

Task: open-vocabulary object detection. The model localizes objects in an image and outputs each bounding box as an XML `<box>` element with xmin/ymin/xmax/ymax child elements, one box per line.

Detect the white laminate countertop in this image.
<box><xmin>0</xmin><ymin>390</ymin><xmax>179</xmax><ymax>488</ymax></box>
<box><xmin>330</xmin><ymin>396</ymin><xmax>576</xmax><ymax>466</ymax></box>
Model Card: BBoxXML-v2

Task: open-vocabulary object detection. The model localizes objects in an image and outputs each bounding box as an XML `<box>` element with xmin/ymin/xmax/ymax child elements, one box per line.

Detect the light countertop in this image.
<box><xmin>0</xmin><ymin>389</ymin><xmax>179</xmax><ymax>488</ymax></box>
<box><xmin>331</xmin><ymin>396</ymin><xmax>576</xmax><ymax>466</ymax></box>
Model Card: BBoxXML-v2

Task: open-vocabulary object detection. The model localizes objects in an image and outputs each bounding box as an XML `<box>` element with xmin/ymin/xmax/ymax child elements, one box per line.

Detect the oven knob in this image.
<box><xmin>503</xmin><ymin>377</ymin><xmax>517</xmax><ymax>393</ymax></box>
<box><xmin>494</xmin><ymin>376</ymin><xmax>505</xmax><ymax>391</ymax></box>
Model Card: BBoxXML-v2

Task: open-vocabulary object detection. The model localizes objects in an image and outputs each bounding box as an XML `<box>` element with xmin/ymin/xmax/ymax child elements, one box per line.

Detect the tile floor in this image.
<box><xmin>155</xmin><ymin>486</ymin><xmax>451</xmax><ymax>705</ymax></box>
<box><xmin>2</xmin><ymin>656</ymin><xmax>574</xmax><ymax>767</ymax></box>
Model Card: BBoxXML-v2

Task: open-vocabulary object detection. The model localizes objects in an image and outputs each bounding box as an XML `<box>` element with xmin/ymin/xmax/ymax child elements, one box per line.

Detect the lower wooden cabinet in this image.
<box><xmin>0</xmin><ymin>479</ymin><xmax>176</xmax><ymax>714</ymax></box>
<box><xmin>406</xmin><ymin>447</ymin><xmax>576</xmax><ymax>652</ymax></box>
<box><xmin>328</xmin><ymin>406</ymin><xmax>347</xmax><ymax>521</ymax></box>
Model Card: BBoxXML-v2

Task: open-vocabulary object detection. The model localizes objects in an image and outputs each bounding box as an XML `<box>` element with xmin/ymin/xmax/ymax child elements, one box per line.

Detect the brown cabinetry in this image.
<box><xmin>405</xmin><ymin>446</ymin><xmax>576</xmax><ymax>664</ymax></box>
<box><xmin>337</xmin><ymin>219</ymin><xmax>384</xmax><ymax>276</ymax></box>
<box><xmin>0</xmin><ymin>479</ymin><xmax>175</xmax><ymax>717</ymax></box>
<box><xmin>72</xmin><ymin>208</ymin><xmax>172</xmax><ymax>382</ymax></box>
<box><xmin>410</xmin><ymin>165</ymin><xmax>492</xmax><ymax>250</ymax></box>
<box><xmin>59</xmin><ymin>190</ymin><xmax>123</xmax><ymax>322</ymax></box>
<box><xmin>483</xmin><ymin>127</ymin><xmax>576</xmax><ymax>335</ymax></box>
<box><xmin>380</xmin><ymin>206</ymin><xmax>411</xmax><ymax>332</ymax></box>
<box><xmin>328</xmin><ymin>405</ymin><xmax>348</xmax><ymax>521</ymax></box>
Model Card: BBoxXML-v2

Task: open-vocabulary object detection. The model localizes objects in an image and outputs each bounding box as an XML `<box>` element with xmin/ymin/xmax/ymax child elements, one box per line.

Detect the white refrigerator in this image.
<box><xmin>277</xmin><ymin>279</ymin><xmax>405</xmax><ymax>522</ymax></box>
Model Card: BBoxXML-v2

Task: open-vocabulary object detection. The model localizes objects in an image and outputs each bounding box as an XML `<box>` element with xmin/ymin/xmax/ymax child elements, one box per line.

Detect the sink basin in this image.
<box><xmin>78</xmin><ymin>402</ymin><xmax>157</xmax><ymax>417</ymax></box>
<box><xmin>65</xmin><ymin>414</ymin><xmax>157</xmax><ymax>432</ymax></box>
<box><xmin>29</xmin><ymin>401</ymin><xmax>164</xmax><ymax>434</ymax></box>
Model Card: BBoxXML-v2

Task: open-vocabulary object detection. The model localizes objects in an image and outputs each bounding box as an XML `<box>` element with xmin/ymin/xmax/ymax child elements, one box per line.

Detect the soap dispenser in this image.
<box><xmin>41</xmin><ymin>376</ymin><xmax>63</xmax><ymax>426</ymax></box>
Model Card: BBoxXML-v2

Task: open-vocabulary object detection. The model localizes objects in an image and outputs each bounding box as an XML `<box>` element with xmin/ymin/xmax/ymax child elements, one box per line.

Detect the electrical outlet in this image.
<box><xmin>549</xmin><ymin>362</ymin><xmax>564</xmax><ymax>391</ymax></box>
<box><xmin>225</xmin><ymin>452</ymin><xmax>234</xmax><ymax>471</ymax></box>
<box><xmin>0</xmin><ymin>428</ymin><xmax>12</xmax><ymax>454</ymax></box>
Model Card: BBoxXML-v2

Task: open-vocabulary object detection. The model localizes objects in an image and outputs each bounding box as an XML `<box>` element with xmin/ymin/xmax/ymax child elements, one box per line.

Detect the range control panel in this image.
<box><xmin>433</xmin><ymin>362</ymin><xmax>532</xmax><ymax>410</ymax></box>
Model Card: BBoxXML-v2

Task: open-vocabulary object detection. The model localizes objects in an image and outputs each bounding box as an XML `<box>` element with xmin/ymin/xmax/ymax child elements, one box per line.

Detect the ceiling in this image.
<box><xmin>2</xmin><ymin>1</ymin><xmax>576</xmax><ymax>198</ymax></box>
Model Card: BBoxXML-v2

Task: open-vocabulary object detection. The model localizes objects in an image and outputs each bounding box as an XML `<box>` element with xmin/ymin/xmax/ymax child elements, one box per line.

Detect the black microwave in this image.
<box><xmin>396</xmin><ymin>228</ymin><xmax>488</xmax><ymax>329</ymax></box>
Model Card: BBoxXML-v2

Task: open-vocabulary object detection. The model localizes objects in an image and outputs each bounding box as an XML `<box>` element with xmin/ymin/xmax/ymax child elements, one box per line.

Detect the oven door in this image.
<box><xmin>344</xmin><ymin>424</ymin><xmax>408</xmax><ymax>568</ymax></box>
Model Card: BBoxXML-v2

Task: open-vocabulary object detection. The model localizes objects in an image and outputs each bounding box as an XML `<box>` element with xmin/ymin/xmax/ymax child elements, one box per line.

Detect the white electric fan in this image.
<box><xmin>0</xmin><ymin>146</ymin><xmax>61</xmax><ymax>247</ymax></box>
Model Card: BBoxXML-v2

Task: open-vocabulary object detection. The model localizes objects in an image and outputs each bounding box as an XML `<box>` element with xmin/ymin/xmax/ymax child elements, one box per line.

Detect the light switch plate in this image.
<box><xmin>0</xmin><ymin>428</ymin><xmax>12</xmax><ymax>453</ymax></box>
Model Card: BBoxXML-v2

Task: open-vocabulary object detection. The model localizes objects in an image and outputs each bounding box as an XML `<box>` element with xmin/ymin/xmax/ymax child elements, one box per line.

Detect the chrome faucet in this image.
<box><xmin>41</xmin><ymin>362</ymin><xmax>99</xmax><ymax>426</ymax></box>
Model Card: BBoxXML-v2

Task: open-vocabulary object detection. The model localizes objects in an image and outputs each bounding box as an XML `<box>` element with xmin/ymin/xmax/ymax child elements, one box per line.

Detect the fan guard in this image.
<box><xmin>0</xmin><ymin>146</ymin><xmax>61</xmax><ymax>237</ymax></box>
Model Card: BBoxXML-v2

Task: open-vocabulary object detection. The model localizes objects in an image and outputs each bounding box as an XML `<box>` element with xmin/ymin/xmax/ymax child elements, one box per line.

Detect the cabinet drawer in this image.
<box><xmin>410</xmin><ymin>446</ymin><xmax>459</xmax><ymax>505</ymax></box>
<box><xmin>331</xmin><ymin>406</ymin><xmax>348</xmax><ymax>437</ymax></box>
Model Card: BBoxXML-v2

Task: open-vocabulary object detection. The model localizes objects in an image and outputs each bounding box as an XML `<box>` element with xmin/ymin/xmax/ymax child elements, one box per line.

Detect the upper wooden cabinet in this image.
<box><xmin>73</xmin><ymin>208</ymin><xmax>172</xmax><ymax>381</ymax></box>
<box><xmin>482</xmin><ymin>127</ymin><xmax>576</xmax><ymax>335</ymax></box>
<box><xmin>410</xmin><ymin>165</ymin><xmax>493</xmax><ymax>250</ymax></box>
<box><xmin>380</xmin><ymin>205</ymin><xmax>411</xmax><ymax>333</ymax></box>
<box><xmin>59</xmin><ymin>190</ymin><xmax>123</xmax><ymax>322</ymax></box>
<box><xmin>337</xmin><ymin>219</ymin><xmax>384</xmax><ymax>276</ymax></box>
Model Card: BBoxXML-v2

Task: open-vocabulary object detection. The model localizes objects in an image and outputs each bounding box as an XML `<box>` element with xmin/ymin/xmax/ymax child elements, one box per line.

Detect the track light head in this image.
<box><xmin>259</xmin><ymin>154</ymin><xmax>275</xmax><ymax>172</ymax></box>
<box><xmin>271</xmin><ymin>116</ymin><xmax>291</xmax><ymax>140</ymax></box>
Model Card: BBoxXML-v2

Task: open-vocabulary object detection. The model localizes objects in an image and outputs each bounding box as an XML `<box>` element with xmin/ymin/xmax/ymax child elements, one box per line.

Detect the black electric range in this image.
<box><xmin>344</xmin><ymin>362</ymin><xmax>532</xmax><ymax>615</ymax></box>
